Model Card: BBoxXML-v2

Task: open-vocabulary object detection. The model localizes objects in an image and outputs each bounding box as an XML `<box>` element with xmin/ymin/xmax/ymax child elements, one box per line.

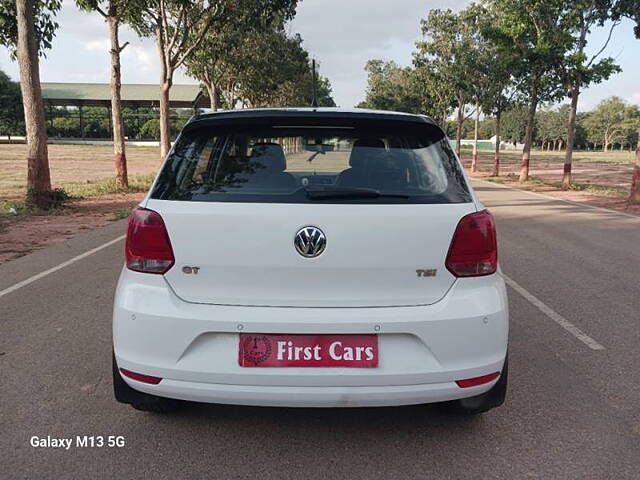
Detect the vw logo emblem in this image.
<box><xmin>294</xmin><ymin>226</ymin><xmax>326</xmax><ymax>258</ymax></box>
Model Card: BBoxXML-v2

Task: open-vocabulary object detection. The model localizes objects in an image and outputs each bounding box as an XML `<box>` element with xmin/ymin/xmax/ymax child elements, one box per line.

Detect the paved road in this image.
<box><xmin>2</xmin><ymin>182</ymin><xmax>639</xmax><ymax>479</ymax></box>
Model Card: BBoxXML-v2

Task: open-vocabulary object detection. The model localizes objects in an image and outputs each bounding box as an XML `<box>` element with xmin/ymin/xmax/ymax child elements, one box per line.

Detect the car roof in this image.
<box><xmin>187</xmin><ymin>107</ymin><xmax>437</xmax><ymax>127</ymax></box>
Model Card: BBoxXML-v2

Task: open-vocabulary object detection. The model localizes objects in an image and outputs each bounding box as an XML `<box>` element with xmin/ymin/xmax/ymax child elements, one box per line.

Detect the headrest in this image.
<box><xmin>250</xmin><ymin>143</ymin><xmax>287</xmax><ymax>172</ymax></box>
<box><xmin>349</xmin><ymin>138</ymin><xmax>385</xmax><ymax>168</ymax></box>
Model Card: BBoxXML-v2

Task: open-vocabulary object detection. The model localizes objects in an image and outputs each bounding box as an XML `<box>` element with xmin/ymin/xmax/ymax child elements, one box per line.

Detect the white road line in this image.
<box><xmin>503</xmin><ymin>274</ymin><xmax>605</xmax><ymax>351</ymax></box>
<box><xmin>474</xmin><ymin>178</ymin><xmax>640</xmax><ymax>220</ymax></box>
<box><xmin>0</xmin><ymin>235</ymin><xmax>125</xmax><ymax>299</ymax></box>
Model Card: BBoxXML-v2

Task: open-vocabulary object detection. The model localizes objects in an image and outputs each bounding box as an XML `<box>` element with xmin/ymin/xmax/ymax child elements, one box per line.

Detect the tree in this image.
<box><xmin>192</xmin><ymin>26</ymin><xmax>334</xmax><ymax>109</ymax></box>
<box><xmin>536</xmin><ymin>106</ymin><xmax>568</xmax><ymax>150</ymax></box>
<box><xmin>358</xmin><ymin>60</ymin><xmax>424</xmax><ymax>113</ymax></box>
<box><xmin>415</xmin><ymin>5</ymin><xmax>485</xmax><ymax>157</ymax></box>
<box><xmin>185</xmin><ymin>6</ymin><xmax>273</xmax><ymax>110</ymax></box>
<box><xmin>620</xmin><ymin>105</ymin><xmax>640</xmax><ymax>150</ymax></box>
<box><xmin>501</xmin><ymin>105</ymin><xmax>529</xmax><ymax>147</ymax></box>
<box><xmin>133</xmin><ymin>0</ymin><xmax>297</xmax><ymax>160</ymax></box>
<box><xmin>412</xmin><ymin>60</ymin><xmax>455</xmax><ymax>126</ymax></box>
<box><xmin>76</xmin><ymin>0</ymin><xmax>142</xmax><ymax>188</ymax></box>
<box><xmin>0</xmin><ymin>0</ymin><xmax>61</xmax><ymax>208</ymax></box>
<box><xmin>561</xmin><ymin>1</ymin><xmax>621</xmax><ymax>189</ymax></box>
<box><xmin>611</xmin><ymin>1</ymin><xmax>640</xmax><ymax>203</ymax></box>
<box><xmin>485</xmin><ymin>0</ymin><xmax>575</xmax><ymax>182</ymax></box>
<box><xmin>315</xmin><ymin>75</ymin><xmax>336</xmax><ymax>108</ymax></box>
<box><xmin>583</xmin><ymin>97</ymin><xmax>627</xmax><ymax>152</ymax></box>
<box><xmin>0</xmin><ymin>69</ymin><xmax>24</xmax><ymax>140</ymax></box>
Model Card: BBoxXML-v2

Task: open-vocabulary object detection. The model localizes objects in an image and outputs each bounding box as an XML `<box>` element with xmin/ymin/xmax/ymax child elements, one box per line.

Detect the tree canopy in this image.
<box><xmin>0</xmin><ymin>68</ymin><xmax>24</xmax><ymax>136</ymax></box>
<box><xmin>0</xmin><ymin>0</ymin><xmax>61</xmax><ymax>56</ymax></box>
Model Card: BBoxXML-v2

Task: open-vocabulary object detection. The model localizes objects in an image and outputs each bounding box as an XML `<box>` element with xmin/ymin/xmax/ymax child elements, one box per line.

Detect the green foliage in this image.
<box><xmin>0</xmin><ymin>0</ymin><xmax>62</xmax><ymax>56</ymax></box>
<box><xmin>535</xmin><ymin>105</ymin><xmax>569</xmax><ymax>145</ymax></box>
<box><xmin>131</xmin><ymin>0</ymin><xmax>298</xmax><ymax>77</ymax></box>
<box><xmin>138</xmin><ymin>118</ymin><xmax>160</xmax><ymax>140</ymax></box>
<box><xmin>483</xmin><ymin>0</ymin><xmax>576</xmax><ymax>108</ymax></box>
<box><xmin>0</xmin><ymin>68</ymin><xmax>24</xmax><ymax>136</ymax></box>
<box><xmin>414</xmin><ymin>5</ymin><xmax>487</xmax><ymax>120</ymax></box>
<box><xmin>26</xmin><ymin>187</ymin><xmax>76</xmax><ymax>210</ymax></box>
<box><xmin>315</xmin><ymin>75</ymin><xmax>336</xmax><ymax>108</ymax></box>
<box><xmin>75</xmin><ymin>0</ymin><xmax>138</xmax><ymax>22</ymax></box>
<box><xmin>185</xmin><ymin>8</ymin><xmax>334</xmax><ymax>110</ymax></box>
<box><xmin>583</xmin><ymin>96</ymin><xmax>639</xmax><ymax>149</ymax></box>
<box><xmin>500</xmin><ymin>106</ymin><xmax>530</xmax><ymax>145</ymax></box>
<box><xmin>358</xmin><ymin>60</ymin><xmax>424</xmax><ymax>114</ymax></box>
<box><xmin>611</xmin><ymin>0</ymin><xmax>640</xmax><ymax>38</ymax></box>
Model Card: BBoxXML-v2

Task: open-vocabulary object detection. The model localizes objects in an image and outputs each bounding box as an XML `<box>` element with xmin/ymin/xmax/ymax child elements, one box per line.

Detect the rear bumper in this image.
<box><xmin>113</xmin><ymin>268</ymin><xmax>508</xmax><ymax>407</ymax></box>
<box><xmin>125</xmin><ymin>377</ymin><xmax>500</xmax><ymax>408</ymax></box>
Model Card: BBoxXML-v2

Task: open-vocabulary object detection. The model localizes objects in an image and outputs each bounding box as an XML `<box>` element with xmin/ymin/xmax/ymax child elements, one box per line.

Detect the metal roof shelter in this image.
<box><xmin>41</xmin><ymin>82</ymin><xmax>206</xmax><ymax>109</ymax></box>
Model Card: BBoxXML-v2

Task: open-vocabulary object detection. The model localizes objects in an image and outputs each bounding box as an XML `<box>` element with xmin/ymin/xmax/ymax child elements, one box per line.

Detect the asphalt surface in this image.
<box><xmin>2</xmin><ymin>182</ymin><xmax>640</xmax><ymax>479</ymax></box>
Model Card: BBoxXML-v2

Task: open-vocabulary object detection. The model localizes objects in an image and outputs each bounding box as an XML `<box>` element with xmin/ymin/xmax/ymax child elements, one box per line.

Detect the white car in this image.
<box><xmin>112</xmin><ymin>108</ymin><xmax>509</xmax><ymax>414</ymax></box>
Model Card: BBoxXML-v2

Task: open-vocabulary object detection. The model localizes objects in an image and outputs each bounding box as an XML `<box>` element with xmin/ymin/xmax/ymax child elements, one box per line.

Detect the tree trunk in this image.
<box><xmin>107</xmin><ymin>16</ymin><xmax>128</xmax><ymax>188</ymax></box>
<box><xmin>455</xmin><ymin>101</ymin><xmax>464</xmax><ymax>158</ymax></box>
<box><xmin>205</xmin><ymin>82</ymin><xmax>221</xmax><ymax>111</ymax></box>
<box><xmin>471</xmin><ymin>102</ymin><xmax>480</xmax><ymax>173</ymax></box>
<box><xmin>156</xmin><ymin>26</ymin><xmax>173</xmax><ymax>162</ymax></box>
<box><xmin>213</xmin><ymin>87</ymin><xmax>221</xmax><ymax>110</ymax></box>
<box><xmin>563</xmin><ymin>16</ymin><xmax>587</xmax><ymax>190</ymax></box>
<box><xmin>493</xmin><ymin>110</ymin><xmax>501</xmax><ymax>177</ymax></box>
<box><xmin>629</xmin><ymin>129</ymin><xmax>640</xmax><ymax>204</ymax></box>
<box><xmin>205</xmin><ymin>83</ymin><xmax>216</xmax><ymax>110</ymax></box>
<box><xmin>159</xmin><ymin>81</ymin><xmax>172</xmax><ymax>160</ymax></box>
<box><xmin>520</xmin><ymin>83</ymin><xmax>538</xmax><ymax>182</ymax></box>
<box><xmin>16</xmin><ymin>0</ymin><xmax>51</xmax><ymax>208</ymax></box>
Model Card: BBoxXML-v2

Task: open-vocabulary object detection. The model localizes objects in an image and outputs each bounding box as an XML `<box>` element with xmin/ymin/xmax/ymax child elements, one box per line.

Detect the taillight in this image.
<box><xmin>125</xmin><ymin>207</ymin><xmax>175</xmax><ymax>274</ymax></box>
<box><xmin>445</xmin><ymin>210</ymin><xmax>497</xmax><ymax>277</ymax></box>
<box><xmin>120</xmin><ymin>368</ymin><xmax>162</xmax><ymax>384</ymax></box>
<box><xmin>455</xmin><ymin>372</ymin><xmax>500</xmax><ymax>388</ymax></box>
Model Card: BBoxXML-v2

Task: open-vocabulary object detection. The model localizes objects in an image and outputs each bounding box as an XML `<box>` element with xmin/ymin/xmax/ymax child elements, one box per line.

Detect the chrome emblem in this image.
<box><xmin>294</xmin><ymin>226</ymin><xmax>326</xmax><ymax>258</ymax></box>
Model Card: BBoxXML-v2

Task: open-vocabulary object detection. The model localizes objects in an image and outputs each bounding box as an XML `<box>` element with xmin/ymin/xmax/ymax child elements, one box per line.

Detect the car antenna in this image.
<box><xmin>311</xmin><ymin>59</ymin><xmax>318</xmax><ymax>109</ymax></box>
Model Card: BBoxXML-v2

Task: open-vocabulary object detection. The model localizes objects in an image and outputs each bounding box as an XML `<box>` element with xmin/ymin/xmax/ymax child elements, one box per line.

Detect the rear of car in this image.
<box><xmin>112</xmin><ymin>109</ymin><xmax>508</xmax><ymax>413</ymax></box>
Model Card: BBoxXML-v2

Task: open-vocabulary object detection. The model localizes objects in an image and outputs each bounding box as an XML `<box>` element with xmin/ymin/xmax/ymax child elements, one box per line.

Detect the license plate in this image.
<box><xmin>238</xmin><ymin>334</ymin><xmax>378</xmax><ymax>368</ymax></box>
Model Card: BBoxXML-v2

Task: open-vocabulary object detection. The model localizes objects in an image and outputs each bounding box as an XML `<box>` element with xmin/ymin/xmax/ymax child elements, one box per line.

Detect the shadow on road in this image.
<box><xmin>161</xmin><ymin>401</ymin><xmax>483</xmax><ymax>432</ymax></box>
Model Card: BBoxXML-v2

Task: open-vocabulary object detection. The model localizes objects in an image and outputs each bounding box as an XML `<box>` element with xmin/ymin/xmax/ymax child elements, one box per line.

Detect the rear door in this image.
<box><xmin>148</xmin><ymin>200</ymin><xmax>475</xmax><ymax>307</ymax></box>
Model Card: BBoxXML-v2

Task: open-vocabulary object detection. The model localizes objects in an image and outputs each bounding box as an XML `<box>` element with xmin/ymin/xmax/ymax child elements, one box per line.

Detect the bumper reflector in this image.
<box><xmin>455</xmin><ymin>372</ymin><xmax>500</xmax><ymax>388</ymax></box>
<box><xmin>120</xmin><ymin>368</ymin><xmax>162</xmax><ymax>385</ymax></box>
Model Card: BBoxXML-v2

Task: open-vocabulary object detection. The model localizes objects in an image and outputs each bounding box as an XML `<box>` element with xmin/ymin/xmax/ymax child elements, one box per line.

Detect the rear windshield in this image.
<box><xmin>151</xmin><ymin>124</ymin><xmax>471</xmax><ymax>204</ymax></box>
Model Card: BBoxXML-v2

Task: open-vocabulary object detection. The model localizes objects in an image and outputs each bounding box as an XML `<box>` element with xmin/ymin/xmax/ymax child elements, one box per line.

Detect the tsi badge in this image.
<box><xmin>416</xmin><ymin>269</ymin><xmax>437</xmax><ymax>278</ymax></box>
<box><xmin>182</xmin><ymin>266</ymin><xmax>200</xmax><ymax>275</ymax></box>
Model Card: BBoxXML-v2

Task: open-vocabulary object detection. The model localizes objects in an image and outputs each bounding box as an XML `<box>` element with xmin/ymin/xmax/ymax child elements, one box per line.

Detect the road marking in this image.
<box><xmin>503</xmin><ymin>274</ymin><xmax>605</xmax><ymax>351</ymax></box>
<box><xmin>0</xmin><ymin>235</ymin><xmax>125</xmax><ymax>299</ymax></box>
<box><xmin>474</xmin><ymin>178</ymin><xmax>640</xmax><ymax>220</ymax></box>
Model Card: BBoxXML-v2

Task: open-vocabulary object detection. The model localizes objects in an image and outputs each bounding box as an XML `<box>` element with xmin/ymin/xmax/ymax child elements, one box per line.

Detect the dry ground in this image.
<box><xmin>0</xmin><ymin>143</ymin><xmax>638</xmax><ymax>264</ymax></box>
<box><xmin>0</xmin><ymin>144</ymin><xmax>160</xmax><ymax>264</ymax></box>
<box><xmin>0</xmin><ymin>143</ymin><xmax>160</xmax><ymax>201</ymax></box>
<box><xmin>461</xmin><ymin>148</ymin><xmax>635</xmax><ymax>189</ymax></box>
<box><xmin>458</xmin><ymin>148</ymin><xmax>640</xmax><ymax>216</ymax></box>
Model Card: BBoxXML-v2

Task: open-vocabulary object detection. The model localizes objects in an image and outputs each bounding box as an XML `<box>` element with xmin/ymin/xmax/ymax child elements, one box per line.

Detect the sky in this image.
<box><xmin>1</xmin><ymin>0</ymin><xmax>639</xmax><ymax>111</ymax></box>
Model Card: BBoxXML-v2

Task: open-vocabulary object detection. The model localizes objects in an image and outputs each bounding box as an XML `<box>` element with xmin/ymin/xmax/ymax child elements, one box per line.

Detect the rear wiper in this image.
<box><xmin>304</xmin><ymin>186</ymin><xmax>410</xmax><ymax>200</ymax></box>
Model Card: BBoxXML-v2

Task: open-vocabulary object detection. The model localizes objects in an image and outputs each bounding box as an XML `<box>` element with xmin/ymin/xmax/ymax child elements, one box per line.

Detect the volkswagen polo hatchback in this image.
<box><xmin>112</xmin><ymin>108</ymin><xmax>509</xmax><ymax>414</ymax></box>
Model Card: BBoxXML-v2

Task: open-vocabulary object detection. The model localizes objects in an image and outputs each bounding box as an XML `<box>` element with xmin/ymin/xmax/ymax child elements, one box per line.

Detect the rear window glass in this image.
<box><xmin>151</xmin><ymin>125</ymin><xmax>471</xmax><ymax>204</ymax></box>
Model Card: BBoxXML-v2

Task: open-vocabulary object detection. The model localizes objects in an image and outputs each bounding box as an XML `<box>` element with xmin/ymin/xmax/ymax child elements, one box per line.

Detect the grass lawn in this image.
<box><xmin>465</xmin><ymin>148</ymin><xmax>635</xmax><ymax>166</ymax></box>
<box><xmin>0</xmin><ymin>143</ymin><xmax>161</xmax><ymax>203</ymax></box>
